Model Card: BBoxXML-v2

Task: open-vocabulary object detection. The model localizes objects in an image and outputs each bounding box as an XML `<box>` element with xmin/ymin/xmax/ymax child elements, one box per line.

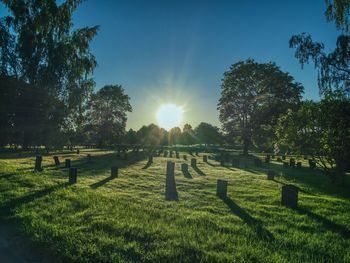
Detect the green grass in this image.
<box><xmin>0</xmin><ymin>149</ymin><xmax>349</xmax><ymax>262</ymax></box>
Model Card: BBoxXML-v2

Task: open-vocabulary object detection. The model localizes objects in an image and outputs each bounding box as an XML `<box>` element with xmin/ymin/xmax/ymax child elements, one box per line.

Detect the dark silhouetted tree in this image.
<box><xmin>218</xmin><ymin>59</ymin><xmax>303</xmax><ymax>155</ymax></box>
<box><xmin>88</xmin><ymin>85</ymin><xmax>132</xmax><ymax>146</ymax></box>
<box><xmin>194</xmin><ymin>122</ymin><xmax>221</xmax><ymax>146</ymax></box>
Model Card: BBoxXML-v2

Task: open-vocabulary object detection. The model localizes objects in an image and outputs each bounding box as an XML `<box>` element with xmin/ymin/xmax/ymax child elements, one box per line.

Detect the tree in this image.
<box><xmin>88</xmin><ymin>85</ymin><xmax>132</xmax><ymax>146</ymax></box>
<box><xmin>169</xmin><ymin>127</ymin><xmax>181</xmax><ymax>145</ymax></box>
<box><xmin>325</xmin><ymin>0</ymin><xmax>350</xmax><ymax>32</ymax></box>
<box><xmin>290</xmin><ymin>34</ymin><xmax>350</xmax><ymax>96</ymax></box>
<box><xmin>194</xmin><ymin>122</ymin><xmax>222</xmax><ymax>146</ymax></box>
<box><xmin>180</xmin><ymin>123</ymin><xmax>196</xmax><ymax>145</ymax></box>
<box><xmin>125</xmin><ymin>128</ymin><xmax>138</xmax><ymax>145</ymax></box>
<box><xmin>276</xmin><ymin>92</ymin><xmax>350</xmax><ymax>184</ymax></box>
<box><xmin>218</xmin><ymin>59</ymin><xmax>303</xmax><ymax>155</ymax></box>
<box><xmin>0</xmin><ymin>0</ymin><xmax>98</xmax><ymax>147</ymax></box>
<box><xmin>136</xmin><ymin>124</ymin><xmax>163</xmax><ymax>146</ymax></box>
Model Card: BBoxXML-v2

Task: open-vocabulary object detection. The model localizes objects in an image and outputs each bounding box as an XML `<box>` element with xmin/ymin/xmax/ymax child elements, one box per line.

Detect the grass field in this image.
<box><xmin>0</xmin><ymin>149</ymin><xmax>349</xmax><ymax>263</ymax></box>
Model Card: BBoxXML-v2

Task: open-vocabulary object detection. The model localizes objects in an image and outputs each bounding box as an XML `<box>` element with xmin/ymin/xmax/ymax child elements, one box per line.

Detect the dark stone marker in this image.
<box><xmin>111</xmin><ymin>166</ymin><xmax>118</xmax><ymax>178</ymax></box>
<box><xmin>303</xmin><ymin>155</ymin><xmax>308</xmax><ymax>160</ymax></box>
<box><xmin>77</xmin><ymin>149</ymin><xmax>80</xmax><ymax>154</ymax></box>
<box><xmin>289</xmin><ymin>158</ymin><xmax>296</xmax><ymax>167</ymax></box>
<box><xmin>183</xmin><ymin>155</ymin><xmax>187</xmax><ymax>160</ymax></box>
<box><xmin>282</xmin><ymin>155</ymin><xmax>286</xmax><ymax>160</ymax></box>
<box><xmin>163</xmin><ymin>151</ymin><xmax>168</xmax><ymax>157</ymax></box>
<box><xmin>265</xmin><ymin>155</ymin><xmax>270</xmax><ymax>163</ymax></box>
<box><xmin>87</xmin><ymin>154</ymin><xmax>92</xmax><ymax>163</ymax></box>
<box><xmin>53</xmin><ymin>156</ymin><xmax>60</xmax><ymax>166</ymax></box>
<box><xmin>65</xmin><ymin>159</ymin><xmax>71</xmax><ymax>168</ymax></box>
<box><xmin>69</xmin><ymin>167</ymin><xmax>77</xmax><ymax>184</ymax></box>
<box><xmin>216</xmin><ymin>179</ymin><xmax>228</xmax><ymax>198</ymax></box>
<box><xmin>165</xmin><ymin>161</ymin><xmax>178</xmax><ymax>200</ymax></box>
<box><xmin>181</xmin><ymin>163</ymin><xmax>188</xmax><ymax>173</ymax></box>
<box><xmin>148</xmin><ymin>155</ymin><xmax>153</xmax><ymax>163</ymax></box>
<box><xmin>276</xmin><ymin>157</ymin><xmax>283</xmax><ymax>162</ymax></box>
<box><xmin>191</xmin><ymin>158</ymin><xmax>197</xmax><ymax>167</ymax></box>
<box><xmin>267</xmin><ymin>170</ymin><xmax>275</xmax><ymax>180</ymax></box>
<box><xmin>34</xmin><ymin>155</ymin><xmax>43</xmax><ymax>172</ymax></box>
<box><xmin>296</xmin><ymin>161</ymin><xmax>302</xmax><ymax>168</ymax></box>
<box><xmin>203</xmin><ymin>155</ymin><xmax>208</xmax><ymax>162</ymax></box>
<box><xmin>281</xmin><ymin>185</ymin><xmax>298</xmax><ymax>208</ymax></box>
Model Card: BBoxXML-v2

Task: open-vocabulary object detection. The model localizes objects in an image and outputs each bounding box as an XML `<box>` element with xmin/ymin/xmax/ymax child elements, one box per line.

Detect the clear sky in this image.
<box><xmin>0</xmin><ymin>0</ymin><xmax>340</xmax><ymax>130</ymax></box>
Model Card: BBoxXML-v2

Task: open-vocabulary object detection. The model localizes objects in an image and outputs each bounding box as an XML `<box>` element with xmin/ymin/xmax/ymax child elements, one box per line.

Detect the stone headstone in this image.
<box><xmin>183</xmin><ymin>155</ymin><xmax>187</xmax><ymax>160</ymax></box>
<box><xmin>65</xmin><ymin>159</ymin><xmax>71</xmax><ymax>168</ymax></box>
<box><xmin>163</xmin><ymin>151</ymin><xmax>168</xmax><ymax>157</ymax></box>
<box><xmin>87</xmin><ymin>154</ymin><xmax>92</xmax><ymax>163</ymax></box>
<box><xmin>203</xmin><ymin>155</ymin><xmax>208</xmax><ymax>162</ymax></box>
<box><xmin>165</xmin><ymin>161</ymin><xmax>177</xmax><ymax>200</ymax></box>
<box><xmin>53</xmin><ymin>156</ymin><xmax>60</xmax><ymax>166</ymax></box>
<box><xmin>265</xmin><ymin>155</ymin><xmax>270</xmax><ymax>163</ymax></box>
<box><xmin>181</xmin><ymin>163</ymin><xmax>188</xmax><ymax>173</ymax></box>
<box><xmin>69</xmin><ymin>167</ymin><xmax>77</xmax><ymax>184</ymax></box>
<box><xmin>191</xmin><ymin>158</ymin><xmax>197</xmax><ymax>167</ymax></box>
<box><xmin>216</xmin><ymin>179</ymin><xmax>228</xmax><ymax>198</ymax></box>
<box><xmin>276</xmin><ymin>157</ymin><xmax>283</xmax><ymax>162</ymax></box>
<box><xmin>76</xmin><ymin>149</ymin><xmax>80</xmax><ymax>154</ymax></box>
<box><xmin>296</xmin><ymin>161</ymin><xmax>302</xmax><ymax>168</ymax></box>
<box><xmin>111</xmin><ymin>166</ymin><xmax>118</xmax><ymax>178</ymax></box>
<box><xmin>34</xmin><ymin>155</ymin><xmax>43</xmax><ymax>172</ymax></box>
<box><xmin>282</xmin><ymin>155</ymin><xmax>286</xmax><ymax>160</ymax></box>
<box><xmin>267</xmin><ymin>170</ymin><xmax>275</xmax><ymax>180</ymax></box>
<box><xmin>281</xmin><ymin>185</ymin><xmax>298</xmax><ymax>208</ymax></box>
<box><xmin>308</xmin><ymin>159</ymin><xmax>316</xmax><ymax>169</ymax></box>
<box><xmin>148</xmin><ymin>155</ymin><xmax>153</xmax><ymax>163</ymax></box>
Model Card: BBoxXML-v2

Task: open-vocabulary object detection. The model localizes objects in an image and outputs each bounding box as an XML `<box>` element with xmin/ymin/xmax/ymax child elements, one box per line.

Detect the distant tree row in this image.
<box><xmin>123</xmin><ymin>122</ymin><xmax>223</xmax><ymax>147</ymax></box>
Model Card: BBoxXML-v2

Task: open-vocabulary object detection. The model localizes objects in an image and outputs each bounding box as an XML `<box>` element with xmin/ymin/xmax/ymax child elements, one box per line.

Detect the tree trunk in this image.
<box><xmin>243</xmin><ymin>138</ymin><xmax>250</xmax><ymax>156</ymax></box>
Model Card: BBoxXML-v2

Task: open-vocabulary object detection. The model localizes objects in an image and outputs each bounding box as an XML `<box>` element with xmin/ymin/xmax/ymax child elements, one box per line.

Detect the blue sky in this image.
<box><xmin>0</xmin><ymin>0</ymin><xmax>340</xmax><ymax>130</ymax></box>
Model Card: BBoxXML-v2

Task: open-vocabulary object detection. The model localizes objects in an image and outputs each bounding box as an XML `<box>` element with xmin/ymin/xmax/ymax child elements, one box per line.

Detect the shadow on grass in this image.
<box><xmin>238</xmin><ymin>156</ymin><xmax>350</xmax><ymax>199</ymax></box>
<box><xmin>182</xmin><ymin>169</ymin><xmax>193</xmax><ymax>179</ymax></box>
<box><xmin>90</xmin><ymin>176</ymin><xmax>116</xmax><ymax>189</ymax></box>
<box><xmin>296</xmin><ymin>207</ymin><xmax>350</xmax><ymax>239</ymax></box>
<box><xmin>221</xmin><ymin>196</ymin><xmax>274</xmax><ymax>241</ymax></box>
<box><xmin>142</xmin><ymin>161</ymin><xmax>152</xmax><ymax>170</ymax></box>
<box><xmin>206</xmin><ymin>161</ymin><xmax>217</xmax><ymax>167</ymax></box>
<box><xmin>0</xmin><ymin>173</ymin><xmax>17</xmax><ymax>180</ymax></box>
<box><xmin>0</xmin><ymin>182</ymin><xmax>69</xmax><ymax>216</ymax></box>
<box><xmin>192</xmin><ymin>165</ymin><xmax>206</xmax><ymax>176</ymax></box>
<box><xmin>273</xmin><ymin>179</ymin><xmax>317</xmax><ymax>196</ymax></box>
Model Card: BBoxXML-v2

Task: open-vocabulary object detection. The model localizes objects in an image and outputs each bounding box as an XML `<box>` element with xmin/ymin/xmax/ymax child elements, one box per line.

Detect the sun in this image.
<box><xmin>156</xmin><ymin>104</ymin><xmax>183</xmax><ymax>130</ymax></box>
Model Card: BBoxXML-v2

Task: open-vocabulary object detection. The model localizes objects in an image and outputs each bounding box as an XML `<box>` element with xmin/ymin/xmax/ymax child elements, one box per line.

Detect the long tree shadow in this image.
<box><xmin>192</xmin><ymin>165</ymin><xmax>206</xmax><ymax>176</ymax></box>
<box><xmin>0</xmin><ymin>182</ymin><xmax>69</xmax><ymax>216</ymax></box>
<box><xmin>296</xmin><ymin>207</ymin><xmax>350</xmax><ymax>239</ymax></box>
<box><xmin>273</xmin><ymin>179</ymin><xmax>317</xmax><ymax>196</ymax></box>
<box><xmin>0</xmin><ymin>173</ymin><xmax>17</xmax><ymax>180</ymax></box>
<box><xmin>236</xmin><ymin>155</ymin><xmax>350</xmax><ymax>199</ymax></box>
<box><xmin>142</xmin><ymin>161</ymin><xmax>152</xmax><ymax>170</ymax></box>
<box><xmin>182</xmin><ymin>169</ymin><xmax>193</xmax><ymax>179</ymax></box>
<box><xmin>90</xmin><ymin>176</ymin><xmax>116</xmax><ymax>189</ymax></box>
<box><xmin>221</xmin><ymin>196</ymin><xmax>274</xmax><ymax>241</ymax></box>
<box><xmin>206</xmin><ymin>161</ymin><xmax>217</xmax><ymax>167</ymax></box>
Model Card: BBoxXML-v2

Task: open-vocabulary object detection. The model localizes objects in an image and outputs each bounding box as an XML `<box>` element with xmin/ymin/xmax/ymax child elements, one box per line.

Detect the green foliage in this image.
<box><xmin>218</xmin><ymin>59</ymin><xmax>303</xmax><ymax>155</ymax></box>
<box><xmin>325</xmin><ymin>0</ymin><xmax>350</xmax><ymax>32</ymax></box>
<box><xmin>87</xmin><ymin>85</ymin><xmax>132</xmax><ymax>146</ymax></box>
<box><xmin>276</xmin><ymin>92</ymin><xmax>350</xmax><ymax>184</ymax></box>
<box><xmin>194</xmin><ymin>122</ymin><xmax>222</xmax><ymax>146</ymax></box>
<box><xmin>0</xmin><ymin>0</ymin><xmax>98</xmax><ymax>148</ymax></box>
<box><xmin>290</xmin><ymin>34</ymin><xmax>350</xmax><ymax>96</ymax></box>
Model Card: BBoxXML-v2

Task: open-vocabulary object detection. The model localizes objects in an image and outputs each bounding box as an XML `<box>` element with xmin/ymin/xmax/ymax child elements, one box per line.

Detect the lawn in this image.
<box><xmin>0</xmin><ymin>149</ymin><xmax>349</xmax><ymax>263</ymax></box>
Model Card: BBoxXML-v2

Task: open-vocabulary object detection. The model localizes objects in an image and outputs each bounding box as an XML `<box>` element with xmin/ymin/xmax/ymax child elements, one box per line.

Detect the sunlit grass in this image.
<box><xmin>0</xmin><ymin>150</ymin><xmax>349</xmax><ymax>262</ymax></box>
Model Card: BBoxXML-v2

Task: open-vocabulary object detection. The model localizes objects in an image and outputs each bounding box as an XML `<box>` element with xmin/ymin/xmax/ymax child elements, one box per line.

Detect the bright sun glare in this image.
<box><xmin>156</xmin><ymin>104</ymin><xmax>183</xmax><ymax>130</ymax></box>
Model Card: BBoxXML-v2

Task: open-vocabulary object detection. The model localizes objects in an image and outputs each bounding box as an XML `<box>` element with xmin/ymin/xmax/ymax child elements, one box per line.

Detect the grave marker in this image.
<box><xmin>191</xmin><ymin>158</ymin><xmax>197</xmax><ymax>167</ymax></box>
<box><xmin>203</xmin><ymin>155</ymin><xmax>208</xmax><ymax>162</ymax></box>
<box><xmin>34</xmin><ymin>155</ymin><xmax>43</xmax><ymax>172</ymax></box>
<box><xmin>165</xmin><ymin>161</ymin><xmax>178</xmax><ymax>200</ymax></box>
<box><xmin>267</xmin><ymin>170</ymin><xmax>275</xmax><ymax>180</ymax></box>
<box><xmin>69</xmin><ymin>167</ymin><xmax>77</xmax><ymax>184</ymax></box>
<box><xmin>53</xmin><ymin>156</ymin><xmax>60</xmax><ymax>166</ymax></box>
<box><xmin>111</xmin><ymin>166</ymin><xmax>118</xmax><ymax>178</ymax></box>
<box><xmin>281</xmin><ymin>185</ymin><xmax>298</xmax><ymax>208</ymax></box>
<box><xmin>216</xmin><ymin>179</ymin><xmax>228</xmax><ymax>198</ymax></box>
